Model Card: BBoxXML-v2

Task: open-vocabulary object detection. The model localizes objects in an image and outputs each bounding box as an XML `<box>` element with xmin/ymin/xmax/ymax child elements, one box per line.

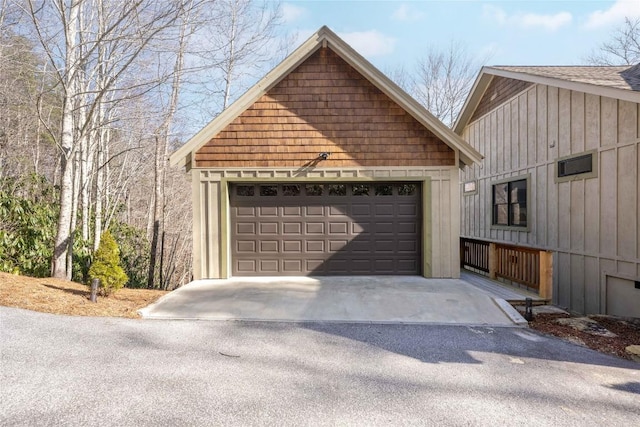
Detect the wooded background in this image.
<box><xmin>1</xmin><ymin>0</ymin><xmax>635</xmax><ymax>289</ymax></box>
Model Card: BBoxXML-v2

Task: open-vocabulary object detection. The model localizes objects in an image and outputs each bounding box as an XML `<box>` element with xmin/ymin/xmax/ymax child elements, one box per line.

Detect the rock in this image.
<box><xmin>556</xmin><ymin>317</ymin><xmax>618</xmax><ymax>338</ymax></box>
<box><xmin>514</xmin><ymin>304</ymin><xmax>569</xmax><ymax>315</ymax></box>
<box><xmin>626</xmin><ymin>345</ymin><xmax>640</xmax><ymax>363</ymax></box>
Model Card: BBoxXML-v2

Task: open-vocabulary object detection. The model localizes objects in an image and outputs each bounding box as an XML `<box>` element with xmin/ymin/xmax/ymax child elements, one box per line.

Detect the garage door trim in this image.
<box><xmin>221</xmin><ymin>177</ymin><xmax>431</xmax><ymax>277</ymax></box>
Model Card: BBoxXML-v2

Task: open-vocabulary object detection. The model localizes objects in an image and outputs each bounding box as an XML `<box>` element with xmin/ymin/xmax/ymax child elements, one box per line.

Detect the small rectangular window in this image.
<box><xmin>398</xmin><ymin>184</ymin><xmax>417</xmax><ymax>196</ymax></box>
<box><xmin>352</xmin><ymin>184</ymin><xmax>369</xmax><ymax>196</ymax></box>
<box><xmin>374</xmin><ymin>184</ymin><xmax>393</xmax><ymax>196</ymax></box>
<box><xmin>259</xmin><ymin>185</ymin><xmax>278</xmax><ymax>196</ymax></box>
<box><xmin>305</xmin><ymin>184</ymin><xmax>323</xmax><ymax>196</ymax></box>
<box><xmin>558</xmin><ymin>153</ymin><xmax>593</xmax><ymax>178</ymax></box>
<box><xmin>328</xmin><ymin>184</ymin><xmax>346</xmax><ymax>196</ymax></box>
<box><xmin>282</xmin><ymin>185</ymin><xmax>300</xmax><ymax>196</ymax></box>
<box><xmin>236</xmin><ymin>185</ymin><xmax>254</xmax><ymax>196</ymax></box>
<box><xmin>492</xmin><ymin>179</ymin><xmax>527</xmax><ymax>228</ymax></box>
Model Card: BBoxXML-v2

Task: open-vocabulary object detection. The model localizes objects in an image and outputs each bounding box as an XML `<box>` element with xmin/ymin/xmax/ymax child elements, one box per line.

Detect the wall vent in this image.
<box><xmin>558</xmin><ymin>153</ymin><xmax>593</xmax><ymax>178</ymax></box>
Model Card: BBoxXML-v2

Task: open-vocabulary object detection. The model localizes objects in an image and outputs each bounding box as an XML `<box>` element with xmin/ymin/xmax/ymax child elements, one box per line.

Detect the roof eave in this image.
<box><xmin>170</xmin><ymin>25</ymin><xmax>483</xmax><ymax>168</ymax></box>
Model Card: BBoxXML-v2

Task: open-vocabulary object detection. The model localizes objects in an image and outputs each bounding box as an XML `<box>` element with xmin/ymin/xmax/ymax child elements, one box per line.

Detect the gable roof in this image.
<box><xmin>170</xmin><ymin>26</ymin><xmax>482</xmax><ymax>168</ymax></box>
<box><xmin>454</xmin><ymin>64</ymin><xmax>640</xmax><ymax>135</ymax></box>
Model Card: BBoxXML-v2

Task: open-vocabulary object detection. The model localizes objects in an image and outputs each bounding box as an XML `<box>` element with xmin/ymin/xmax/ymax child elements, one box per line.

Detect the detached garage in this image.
<box><xmin>170</xmin><ymin>26</ymin><xmax>481</xmax><ymax>280</ymax></box>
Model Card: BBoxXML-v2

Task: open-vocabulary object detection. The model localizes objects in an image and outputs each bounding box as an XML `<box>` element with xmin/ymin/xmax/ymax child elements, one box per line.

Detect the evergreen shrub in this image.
<box><xmin>88</xmin><ymin>231</ymin><xmax>128</xmax><ymax>295</ymax></box>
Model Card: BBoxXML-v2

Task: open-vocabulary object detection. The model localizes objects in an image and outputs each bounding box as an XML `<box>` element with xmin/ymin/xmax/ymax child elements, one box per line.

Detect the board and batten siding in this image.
<box><xmin>461</xmin><ymin>82</ymin><xmax>640</xmax><ymax>315</ymax></box>
<box><xmin>190</xmin><ymin>166</ymin><xmax>460</xmax><ymax>280</ymax></box>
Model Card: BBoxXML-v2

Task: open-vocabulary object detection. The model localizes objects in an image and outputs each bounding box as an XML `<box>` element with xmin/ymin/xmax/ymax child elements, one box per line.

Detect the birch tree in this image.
<box><xmin>22</xmin><ymin>0</ymin><xmax>187</xmax><ymax>278</ymax></box>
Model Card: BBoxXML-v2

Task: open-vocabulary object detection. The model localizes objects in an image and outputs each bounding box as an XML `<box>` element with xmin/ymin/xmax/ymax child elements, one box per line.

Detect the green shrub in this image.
<box><xmin>0</xmin><ymin>175</ymin><xmax>57</xmax><ymax>277</ymax></box>
<box><xmin>110</xmin><ymin>221</ymin><xmax>150</xmax><ymax>288</ymax></box>
<box><xmin>88</xmin><ymin>231</ymin><xmax>128</xmax><ymax>296</ymax></box>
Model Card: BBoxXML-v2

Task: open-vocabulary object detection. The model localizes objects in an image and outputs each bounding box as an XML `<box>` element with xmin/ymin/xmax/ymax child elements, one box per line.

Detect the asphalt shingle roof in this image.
<box><xmin>490</xmin><ymin>64</ymin><xmax>640</xmax><ymax>92</ymax></box>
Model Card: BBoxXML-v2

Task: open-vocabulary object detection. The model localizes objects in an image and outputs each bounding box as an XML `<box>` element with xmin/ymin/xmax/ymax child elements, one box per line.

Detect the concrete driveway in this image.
<box><xmin>139</xmin><ymin>276</ymin><xmax>525</xmax><ymax>326</ymax></box>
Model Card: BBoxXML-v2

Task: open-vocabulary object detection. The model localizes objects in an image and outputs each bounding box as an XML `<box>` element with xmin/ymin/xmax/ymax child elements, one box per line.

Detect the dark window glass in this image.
<box><xmin>328</xmin><ymin>184</ymin><xmax>346</xmax><ymax>196</ymax></box>
<box><xmin>236</xmin><ymin>185</ymin><xmax>254</xmax><ymax>196</ymax></box>
<box><xmin>282</xmin><ymin>184</ymin><xmax>300</xmax><ymax>196</ymax></box>
<box><xmin>398</xmin><ymin>184</ymin><xmax>417</xmax><ymax>196</ymax></box>
<box><xmin>260</xmin><ymin>185</ymin><xmax>278</xmax><ymax>196</ymax></box>
<box><xmin>305</xmin><ymin>184</ymin><xmax>323</xmax><ymax>196</ymax></box>
<box><xmin>374</xmin><ymin>184</ymin><xmax>393</xmax><ymax>196</ymax></box>
<box><xmin>558</xmin><ymin>154</ymin><xmax>593</xmax><ymax>177</ymax></box>
<box><xmin>492</xmin><ymin>179</ymin><xmax>526</xmax><ymax>227</ymax></box>
<box><xmin>352</xmin><ymin>184</ymin><xmax>369</xmax><ymax>196</ymax></box>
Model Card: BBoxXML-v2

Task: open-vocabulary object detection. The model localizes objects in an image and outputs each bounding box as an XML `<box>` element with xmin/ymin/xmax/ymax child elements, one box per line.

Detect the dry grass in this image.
<box><xmin>0</xmin><ymin>272</ymin><xmax>168</xmax><ymax>318</ymax></box>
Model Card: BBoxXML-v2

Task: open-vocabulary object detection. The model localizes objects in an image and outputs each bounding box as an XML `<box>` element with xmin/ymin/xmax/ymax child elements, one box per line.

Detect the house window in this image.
<box><xmin>492</xmin><ymin>179</ymin><xmax>527</xmax><ymax>227</ymax></box>
<box><xmin>557</xmin><ymin>152</ymin><xmax>594</xmax><ymax>178</ymax></box>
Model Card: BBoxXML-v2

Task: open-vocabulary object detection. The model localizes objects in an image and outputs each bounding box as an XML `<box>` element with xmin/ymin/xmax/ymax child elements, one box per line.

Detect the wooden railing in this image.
<box><xmin>495</xmin><ymin>243</ymin><xmax>540</xmax><ymax>289</ymax></box>
<box><xmin>460</xmin><ymin>237</ymin><xmax>553</xmax><ymax>299</ymax></box>
<box><xmin>460</xmin><ymin>238</ymin><xmax>489</xmax><ymax>272</ymax></box>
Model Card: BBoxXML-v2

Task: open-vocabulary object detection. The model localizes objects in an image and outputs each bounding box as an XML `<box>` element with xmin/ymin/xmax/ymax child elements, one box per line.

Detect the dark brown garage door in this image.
<box><xmin>230</xmin><ymin>182</ymin><xmax>421</xmax><ymax>276</ymax></box>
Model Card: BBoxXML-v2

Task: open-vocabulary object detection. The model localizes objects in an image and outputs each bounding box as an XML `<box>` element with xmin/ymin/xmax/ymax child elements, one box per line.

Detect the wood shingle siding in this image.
<box><xmin>194</xmin><ymin>48</ymin><xmax>455</xmax><ymax>168</ymax></box>
<box><xmin>470</xmin><ymin>76</ymin><xmax>533</xmax><ymax>123</ymax></box>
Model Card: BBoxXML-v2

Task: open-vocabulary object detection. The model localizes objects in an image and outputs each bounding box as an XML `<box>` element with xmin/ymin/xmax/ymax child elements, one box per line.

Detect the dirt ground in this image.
<box><xmin>1</xmin><ymin>272</ymin><xmax>638</xmax><ymax>362</ymax></box>
<box><xmin>0</xmin><ymin>272</ymin><xmax>167</xmax><ymax>318</ymax></box>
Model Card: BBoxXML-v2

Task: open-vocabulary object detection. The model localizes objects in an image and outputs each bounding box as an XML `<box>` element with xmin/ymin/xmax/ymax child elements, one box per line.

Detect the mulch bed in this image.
<box><xmin>528</xmin><ymin>313</ymin><xmax>640</xmax><ymax>361</ymax></box>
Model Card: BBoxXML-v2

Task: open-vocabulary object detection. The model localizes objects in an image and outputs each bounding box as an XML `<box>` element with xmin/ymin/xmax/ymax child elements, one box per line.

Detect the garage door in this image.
<box><xmin>230</xmin><ymin>182</ymin><xmax>421</xmax><ymax>276</ymax></box>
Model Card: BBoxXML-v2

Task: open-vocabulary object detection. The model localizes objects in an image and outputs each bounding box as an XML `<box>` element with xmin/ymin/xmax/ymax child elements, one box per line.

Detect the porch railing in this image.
<box><xmin>460</xmin><ymin>237</ymin><xmax>553</xmax><ymax>300</ymax></box>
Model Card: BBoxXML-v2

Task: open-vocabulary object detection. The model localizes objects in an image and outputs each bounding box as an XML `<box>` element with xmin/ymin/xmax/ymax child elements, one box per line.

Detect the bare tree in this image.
<box><xmin>195</xmin><ymin>0</ymin><xmax>282</xmax><ymax>112</ymax></box>
<box><xmin>409</xmin><ymin>41</ymin><xmax>489</xmax><ymax>127</ymax></box>
<box><xmin>21</xmin><ymin>0</ymin><xmax>187</xmax><ymax>278</ymax></box>
<box><xmin>585</xmin><ymin>17</ymin><xmax>640</xmax><ymax>65</ymax></box>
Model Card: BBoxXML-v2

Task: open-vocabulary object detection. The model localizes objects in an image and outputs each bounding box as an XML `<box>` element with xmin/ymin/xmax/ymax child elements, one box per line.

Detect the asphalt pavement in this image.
<box><xmin>1</xmin><ymin>306</ymin><xmax>639</xmax><ymax>426</ymax></box>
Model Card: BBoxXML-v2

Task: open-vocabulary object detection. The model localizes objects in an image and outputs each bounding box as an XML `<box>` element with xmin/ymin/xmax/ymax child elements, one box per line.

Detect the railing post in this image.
<box><xmin>539</xmin><ymin>250</ymin><xmax>553</xmax><ymax>300</ymax></box>
<box><xmin>489</xmin><ymin>243</ymin><xmax>497</xmax><ymax>279</ymax></box>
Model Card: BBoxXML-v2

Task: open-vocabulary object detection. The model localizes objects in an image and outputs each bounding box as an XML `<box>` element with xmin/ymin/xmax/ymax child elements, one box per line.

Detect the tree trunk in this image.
<box><xmin>50</xmin><ymin>0</ymin><xmax>80</xmax><ymax>279</ymax></box>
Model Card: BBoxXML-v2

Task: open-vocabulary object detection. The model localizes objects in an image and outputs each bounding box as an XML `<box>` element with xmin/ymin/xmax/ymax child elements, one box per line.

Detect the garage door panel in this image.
<box><xmin>398</xmin><ymin>222</ymin><xmax>418</xmax><ymax>233</ymax></box>
<box><xmin>328</xmin><ymin>222</ymin><xmax>348</xmax><ymax>234</ymax></box>
<box><xmin>398</xmin><ymin>204</ymin><xmax>418</xmax><ymax>216</ymax></box>
<box><xmin>374</xmin><ymin>240</ymin><xmax>395</xmax><ymax>252</ymax></box>
<box><xmin>398</xmin><ymin>240</ymin><xmax>418</xmax><ymax>253</ymax></box>
<box><xmin>283</xmin><ymin>206</ymin><xmax>302</xmax><ymax>216</ymax></box>
<box><xmin>231</xmin><ymin>182</ymin><xmax>421</xmax><ymax>276</ymax></box>
<box><xmin>351</xmin><ymin>204</ymin><xmax>371</xmax><ymax>216</ymax></box>
<box><xmin>236</xmin><ymin>207</ymin><xmax>256</xmax><ymax>216</ymax></box>
<box><xmin>306</xmin><ymin>222</ymin><xmax>325</xmax><ymax>234</ymax></box>
<box><xmin>329</xmin><ymin>205</ymin><xmax>348</xmax><ymax>215</ymax></box>
<box><xmin>306</xmin><ymin>240</ymin><xmax>325</xmax><ymax>252</ymax></box>
<box><xmin>259</xmin><ymin>223</ymin><xmax>279</xmax><ymax>234</ymax></box>
<box><xmin>305</xmin><ymin>206</ymin><xmax>324</xmax><ymax>216</ymax></box>
<box><xmin>375</xmin><ymin>204</ymin><xmax>395</xmax><ymax>216</ymax></box>
<box><xmin>259</xmin><ymin>206</ymin><xmax>278</xmax><ymax>216</ymax></box>
<box><xmin>259</xmin><ymin>260</ymin><xmax>279</xmax><ymax>273</ymax></box>
<box><xmin>259</xmin><ymin>241</ymin><xmax>278</xmax><ymax>252</ymax></box>
<box><xmin>283</xmin><ymin>240</ymin><xmax>302</xmax><ymax>252</ymax></box>
<box><xmin>349</xmin><ymin>240</ymin><xmax>373</xmax><ymax>253</ymax></box>
<box><xmin>283</xmin><ymin>222</ymin><xmax>302</xmax><ymax>234</ymax></box>
<box><xmin>236</xmin><ymin>241</ymin><xmax>256</xmax><ymax>253</ymax></box>
<box><xmin>306</xmin><ymin>259</ymin><xmax>324</xmax><ymax>271</ymax></box>
<box><xmin>236</xmin><ymin>223</ymin><xmax>256</xmax><ymax>234</ymax></box>
<box><xmin>283</xmin><ymin>260</ymin><xmax>303</xmax><ymax>273</ymax></box>
<box><xmin>237</xmin><ymin>260</ymin><xmax>256</xmax><ymax>272</ymax></box>
<box><xmin>329</xmin><ymin>240</ymin><xmax>348</xmax><ymax>252</ymax></box>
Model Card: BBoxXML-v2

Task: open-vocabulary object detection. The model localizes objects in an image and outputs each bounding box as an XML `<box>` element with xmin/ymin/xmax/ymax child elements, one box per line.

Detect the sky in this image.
<box><xmin>278</xmin><ymin>0</ymin><xmax>640</xmax><ymax>70</ymax></box>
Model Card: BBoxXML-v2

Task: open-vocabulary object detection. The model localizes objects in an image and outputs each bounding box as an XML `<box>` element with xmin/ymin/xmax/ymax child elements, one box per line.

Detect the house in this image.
<box><xmin>455</xmin><ymin>64</ymin><xmax>640</xmax><ymax>316</ymax></box>
<box><xmin>169</xmin><ymin>26</ymin><xmax>481</xmax><ymax>280</ymax></box>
